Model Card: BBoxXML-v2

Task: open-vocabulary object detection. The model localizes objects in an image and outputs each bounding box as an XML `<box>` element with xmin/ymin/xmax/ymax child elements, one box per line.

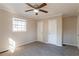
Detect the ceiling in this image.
<box><xmin>0</xmin><ymin>3</ymin><xmax>79</xmax><ymax>20</ymax></box>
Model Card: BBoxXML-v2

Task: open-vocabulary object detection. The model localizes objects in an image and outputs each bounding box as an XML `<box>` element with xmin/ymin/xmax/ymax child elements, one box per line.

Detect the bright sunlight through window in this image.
<box><xmin>12</xmin><ymin>18</ymin><xmax>26</xmax><ymax>32</ymax></box>
<box><xmin>9</xmin><ymin>38</ymin><xmax>16</xmax><ymax>53</ymax></box>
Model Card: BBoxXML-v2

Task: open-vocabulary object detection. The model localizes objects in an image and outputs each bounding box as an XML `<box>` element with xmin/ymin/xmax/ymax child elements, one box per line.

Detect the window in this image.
<box><xmin>12</xmin><ymin>18</ymin><xmax>26</xmax><ymax>32</ymax></box>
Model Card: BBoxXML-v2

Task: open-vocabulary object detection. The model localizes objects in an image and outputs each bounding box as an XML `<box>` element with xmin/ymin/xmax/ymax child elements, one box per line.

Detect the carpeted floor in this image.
<box><xmin>0</xmin><ymin>41</ymin><xmax>79</xmax><ymax>56</ymax></box>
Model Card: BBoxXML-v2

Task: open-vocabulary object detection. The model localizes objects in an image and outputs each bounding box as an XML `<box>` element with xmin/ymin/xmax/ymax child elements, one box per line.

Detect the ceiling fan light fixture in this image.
<box><xmin>25</xmin><ymin>3</ymin><xmax>48</xmax><ymax>15</ymax></box>
<box><xmin>33</xmin><ymin>9</ymin><xmax>39</xmax><ymax>13</ymax></box>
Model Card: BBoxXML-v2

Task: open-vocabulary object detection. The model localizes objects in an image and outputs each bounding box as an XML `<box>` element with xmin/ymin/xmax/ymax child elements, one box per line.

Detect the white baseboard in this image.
<box><xmin>0</xmin><ymin>48</ymin><xmax>9</xmax><ymax>52</ymax></box>
<box><xmin>0</xmin><ymin>40</ymin><xmax>35</xmax><ymax>52</ymax></box>
<box><xmin>38</xmin><ymin>41</ymin><xmax>62</xmax><ymax>47</ymax></box>
<box><xmin>16</xmin><ymin>40</ymin><xmax>36</xmax><ymax>47</ymax></box>
<box><xmin>63</xmin><ymin>43</ymin><xmax>77</xmax><ymax>47</ymax></box>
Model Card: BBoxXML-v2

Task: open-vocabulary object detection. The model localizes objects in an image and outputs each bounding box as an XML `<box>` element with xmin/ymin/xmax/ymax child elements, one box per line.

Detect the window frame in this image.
<box><xmin>12</xmin><ymin>17</ymin><xmax>26</xmax><ymax>32</ymax></box>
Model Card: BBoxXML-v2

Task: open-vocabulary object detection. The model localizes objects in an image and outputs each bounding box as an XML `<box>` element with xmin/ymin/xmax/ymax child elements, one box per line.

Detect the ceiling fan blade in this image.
<box><xmin>26</xmin><ymin>3</ymin><xmax>35</xmax><ymax>8</ymax></box>
<box><xmin>37</xmin><ymin>3</ymin><xmax>47</xmax><ymax>8</ymax></box>
<box><xmin>39</xmin><ymin>9</ymin><xmax>48</xmax><ymax>13</ymax></box>
<box><xmin>25</xmin><ymin>9</ymin><xmax>33</xmax><ymax>12</ymax></box>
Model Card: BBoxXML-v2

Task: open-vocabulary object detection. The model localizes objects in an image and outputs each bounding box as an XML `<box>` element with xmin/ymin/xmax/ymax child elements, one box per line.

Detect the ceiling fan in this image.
<box><xmin>25</xmin><ymin>3</ymin><xmax>48</xmax><ymax>15</ymax></box>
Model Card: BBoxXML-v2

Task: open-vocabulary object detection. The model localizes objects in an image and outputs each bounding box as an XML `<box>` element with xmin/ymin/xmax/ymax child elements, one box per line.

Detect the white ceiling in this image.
<box><xmin>0</xmin><ymin>3</ymin><xmax>79</xmax><ymax>20</ymax></box>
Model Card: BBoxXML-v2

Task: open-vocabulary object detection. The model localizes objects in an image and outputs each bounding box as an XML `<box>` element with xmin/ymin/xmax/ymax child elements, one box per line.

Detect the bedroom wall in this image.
<box><xmin>62</xmin><ymin>16</ymin><xmax>77</xmax><ymax>46</ymax></box>
<box><xmin>77</xmin><ymin>15</ymin><xmax>79</xmax><ymax>48</ymax></box>
<box><xmin>0</xmin><ymin>9</ymin><xmax>37</xmax><ymax>52</ymax></box>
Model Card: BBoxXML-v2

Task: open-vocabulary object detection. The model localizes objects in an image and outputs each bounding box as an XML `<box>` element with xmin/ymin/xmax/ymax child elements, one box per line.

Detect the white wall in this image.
<box><xmin>0</xmin><ymin>9</ymin><xmax>37</xmax><ymax>52</ymax></box>
<box><xmin>77</xmin><ymin>15</ymin><xmax>79</xmax><ymax>48</ymax></box>
<box><xmin>62</xmin><ymin>16</ymin><xmax>77</xmax><ymax>46</ymax></box>
<box><xmin>37</xmin><ymin>21</ymin><xmax>44</xmax><ymax>42</ymax></box>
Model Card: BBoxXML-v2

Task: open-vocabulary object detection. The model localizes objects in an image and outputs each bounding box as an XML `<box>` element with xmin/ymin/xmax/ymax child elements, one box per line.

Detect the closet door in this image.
<box><xmin>37</xmin><ymin>21</ymin><xmax>44</xmax><ymax>42</ymax></box>
<box><xmin>48</xmin><ymin>19</ymin><xmax>58</xmax><ymax>45</ymax></box>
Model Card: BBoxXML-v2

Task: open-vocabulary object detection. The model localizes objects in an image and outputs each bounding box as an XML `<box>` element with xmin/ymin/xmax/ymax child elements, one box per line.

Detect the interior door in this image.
<box><xmin>37</xmin><ymin>21</ymin><xmax>44</xmax><ymax>42</ymax></box>
<box><xmin>48</xmin><ymin>19</ymin><xmax>58</xmax><ymax>46</ymax></box>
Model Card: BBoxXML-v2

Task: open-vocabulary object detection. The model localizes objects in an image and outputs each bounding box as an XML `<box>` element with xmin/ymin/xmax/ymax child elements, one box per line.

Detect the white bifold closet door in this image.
<box><xmin>48</xmin><ymin>19</ymin><xmax>58</xmax><ymax>46</ymax></box>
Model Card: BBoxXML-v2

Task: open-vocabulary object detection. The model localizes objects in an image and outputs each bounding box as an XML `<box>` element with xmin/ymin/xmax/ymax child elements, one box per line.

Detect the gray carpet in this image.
<box><xmin>0</xmin><ymin>41</ymin><xmax>79</xmax><ymax>56</ymax></box>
